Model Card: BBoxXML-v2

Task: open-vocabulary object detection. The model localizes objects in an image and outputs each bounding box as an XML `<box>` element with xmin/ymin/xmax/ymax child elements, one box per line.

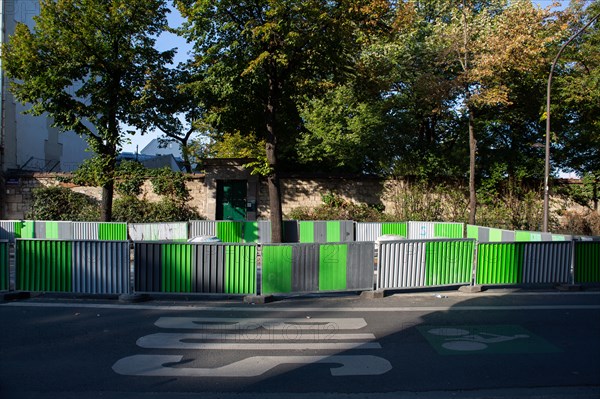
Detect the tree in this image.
<box><xmin>430</xmin><ymin>0</ymin><xmax>560</xmax><ymax>224</ymax></box>
<box><xmin>175</xmin><ymin>0</ymin><xmax>390</xmax><ymax>241</ymax></box>
<box><xmin>1</xmin><ymin>0</ymin><xmax>174</xmax><ymax>221</ymax></box>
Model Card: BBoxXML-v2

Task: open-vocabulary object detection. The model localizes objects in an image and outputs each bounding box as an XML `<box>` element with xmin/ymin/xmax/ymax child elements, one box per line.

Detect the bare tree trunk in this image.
<box><xmin>266</xmin><ymin>70</ymin><xmax>283</xmax><ymax>243</ymax></box>
<box><xmin>468</xmin><ymin>107</ymin><xmax>477</xmax><ymax>225</ymax></box>
<box><xmin>100</xmin><ymin>181</ymin><xmax>114</xmax><ymax>222</ymax></box>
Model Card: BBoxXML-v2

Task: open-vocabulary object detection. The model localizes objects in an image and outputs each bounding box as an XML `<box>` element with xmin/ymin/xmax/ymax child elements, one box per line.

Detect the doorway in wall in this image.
<box><xmin>216</xmin><ymin>180</ymin><xmax>247</xmax><ymax>220</ymax></box>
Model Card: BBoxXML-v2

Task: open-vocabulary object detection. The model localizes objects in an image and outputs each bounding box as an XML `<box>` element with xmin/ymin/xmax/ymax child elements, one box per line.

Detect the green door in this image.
<box><xmin>217</xmin><ymin>180</ymin><xmax>247</xmax><ymax>220</ymax></box>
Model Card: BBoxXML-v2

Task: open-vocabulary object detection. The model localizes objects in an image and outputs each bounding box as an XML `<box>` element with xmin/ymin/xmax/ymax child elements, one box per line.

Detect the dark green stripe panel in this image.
<box><xmin>575</xmin><ymin>242</ymin><xmax>600</xmax><ymax>283</ymax></box>
<box><xmin>98</xmin><ymin>223</ymin><xmax>128</xmax><ymax>240</ymax></box>
<box><xmin>243</xmin><ymin>222</ymin><xmax>259</xmax><ymax>243</ymax></box>
<box><xmin>425</xmin><ymin>240</ymin><xmax>474</xmax><ymax>286</ymax></box>
<box><xmin>477</xmin><ymin>243</ymin><xmax>524</xmax><ymax>285</ymax></box>
<box><xmin>217</xmin><ymin>221</ymin><xmax>244</xmax><ymax>243</ymax></box>
<box><xmin>319</xmin><ymin>244</ymin><xmax>347</xmax><ymax>291</ymax></box>
<box><xmin>225</xmin><ymin>245</ymin><xmax>257</xmax><ymax>294</ymax></box>
<box><xmin>0</xmin><ymin>241</ymin><xmax>9</xmax><ymax>291</ymax></box>
<box><xmin>262</xmin><ymin>246</ymin><xmax>293</xmax><ymax>294</ymax></box>
<box><xmin>382</xmin><ymin>223</ymin><xmax>407</xmax><ymax>237</ymax></box>
<box><xmin>17</xmin><ymin>240</ymin><xmax>72</xmax><ymax>292</ymax></box>
<box><xmin>161</xmin><ymin>244</ymin><xmax>192</xmax><ymax>292</ymax></box>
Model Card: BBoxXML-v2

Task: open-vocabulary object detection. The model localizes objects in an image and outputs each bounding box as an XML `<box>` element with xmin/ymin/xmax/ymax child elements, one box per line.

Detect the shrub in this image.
<box><xmin>287</xmin><ymin>192</ymin><xmax>390</xmax><ymax>222</ymax></box>
<box><xmin>26</xmin><ymin>186</ymin><xmax>100</xmax><ymax>221</ymax></box>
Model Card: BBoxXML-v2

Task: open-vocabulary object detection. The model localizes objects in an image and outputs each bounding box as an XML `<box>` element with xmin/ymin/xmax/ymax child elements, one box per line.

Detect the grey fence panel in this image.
<box><xmin>408</xmin><ymin>222</ymin><xmax>435</xmax><ymax>239</ymax></box>
<box><xmin>346</xmin><ymin>242</ymin><xmax>375</xmax><ymax>290</ymax></box>
<box><xmin>189</xmin><ymin>221</ymin><xmax>216</xmax><ymax>238</ymax></box>
<box><xmin>72</xmin><ymin>241</ymin><xmax>131</xmax><ymax>294</ymax></box>
<box><xmin>340</xmin><ymin>221</ymin><xmax>356</xmax><ymax>242</ymax></box>
<box><xmin>256</xmin><ymin>220</ymin><xmax>272</xmax><ymax>243</ymax></box>
<box><xmin>134</xmin><ymin>242</ymin><xmax>162</xmax><ymax>292</ymax></box>
<box><xmin>34</xmin><ymin>222</ymin><xmax>46</xmax><ymax>239</ymax></box>
<box><xmin>378</xmin><ymin>240</ymin><xmax>426</xmax><ymax>289</ymax></box>
<box><xmin>0</xmin><ymin>221</ymin><xmax>17</xmax><ymax>242</ymax></box>
<box><xmin>129</xmin><ymin>222</ymin><xmax>189</xmax><ymax>241</ymax></box>
<box><xmin>292</xmin><ymin>244</ymin><xmax>320</xmax><ymax>292</ymax></box>
<box><xmin>355</xmin><ymin>223</ymin><xmax>382</xmax><ymax>242</ymax></box>
<box><xmin>522</xmin><ymin>242</ymin><xmax>572</xmax><ymax>284</ymax></box>
<box><xmin>73</xmin><ymin>222</ymin><xmax>99</xmax><ymax>240</ymax></box>
<box><xmin>192</xmin><ymin>244</ymin><xmax>226</xmax><ymax>293</ymax></box>
<box><xmin>57</xmin><ymin>222</ymin><xmax>73</xmax><ymax>239</ymax></box>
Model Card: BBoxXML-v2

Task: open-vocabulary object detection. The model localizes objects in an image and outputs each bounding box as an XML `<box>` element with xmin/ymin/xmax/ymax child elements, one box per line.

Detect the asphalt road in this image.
<box><xmin>1</xmin><ymin>289</ymin><xmax>599</xmax><ymax>399</ymax></box>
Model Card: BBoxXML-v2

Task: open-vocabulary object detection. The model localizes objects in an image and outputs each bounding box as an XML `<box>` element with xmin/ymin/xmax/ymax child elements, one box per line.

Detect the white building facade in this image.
<box><xmin>1</xmin><ymin>0</ymin><xmax>90</xmax><ymax>173</ymax></box>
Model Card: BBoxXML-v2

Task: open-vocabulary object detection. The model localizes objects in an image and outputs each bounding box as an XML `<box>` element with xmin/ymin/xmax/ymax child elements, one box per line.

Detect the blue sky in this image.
<box><xmin>122</xmin><ymin>0</ymin><xmax>573</xmax><ymax>153</ymax></box>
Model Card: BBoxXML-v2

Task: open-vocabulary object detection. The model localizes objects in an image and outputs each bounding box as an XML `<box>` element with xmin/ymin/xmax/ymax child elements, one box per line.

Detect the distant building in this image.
<box><xmin>0</xmin><ymin>0</ymin><xmax>91</xmax><ymax>173</ymax></box>
<box><xmin>118</xmin><ymin>139</ymin><xmax>187</xmax><ymax>171</ymax></box>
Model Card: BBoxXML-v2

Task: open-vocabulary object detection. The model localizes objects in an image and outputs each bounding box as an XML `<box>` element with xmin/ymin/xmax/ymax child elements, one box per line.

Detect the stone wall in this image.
<box><xmin>1</xmin><ymin>171</ymin><xmax>590</xmax><ymax>224</ymax></box>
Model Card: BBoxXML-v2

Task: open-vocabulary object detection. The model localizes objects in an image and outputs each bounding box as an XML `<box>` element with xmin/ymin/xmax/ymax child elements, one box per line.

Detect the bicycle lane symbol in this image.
<box><xmin>418</xmin><ymin>325</ymin><xmax>561</xmax><ymax>355</ymax></box>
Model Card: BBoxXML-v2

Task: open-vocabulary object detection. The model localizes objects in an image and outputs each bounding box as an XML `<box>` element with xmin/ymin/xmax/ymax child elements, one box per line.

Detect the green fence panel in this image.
<box><xmin>326</xmin><ymin>221</ymin><xmax>342</xmax><ymax>242</ymax></box>
<box><xmin>489</xmin><ymin>228</ymin><xmax>504</xmax><ymax>242</ymax></box>
<box><xmin>17</xmin><ymin>240</ymin><xmax>72</xmax><ymax>292</ymax></box>
<box><xmin>0</xmin><ymin>241</ymin><xmax>8</xmax><ymax>291</ymax></box>
<box><xmin>217</xmin><ymin>221</ymin><xmax>244</xmax><ymax>243</ymax></box>
<box><xmin>425</xmin><ymin>240</ymin><xmax>474</xmax><ymax>286</ymax></box>
<box><xmin>514</xmin><ymin>231</ymin><xmax>531</xmax><ymax>242</ymax></box>
<box><xmin>466</xmin><ymin>225</ymin><xmax>478</xmax><ymax>240</ymax></box>
<box><xmin>98</xmin><ymin>223</ymin><xmax>128</xmax><ymax>240</ymax></box>
<box><xmin>243</xmin><ymin>222</ymin><xmax>259</xmax><ymax>243</ymax></box>
<box><xmin>262</xmin><ymin>245</ymin><xmax>293</xmax><ymax>294</ymax></box>
<box><xmin>319</xmin><ymin>244</ymin><xmax>347</xmax><ymax>291</ymax></box>
<box><xmin>434</xmin><ymin>223</ymin><xmax>464</xmax><ymax>239</ymax></box>
<box><xmin>45</xmin><ymin>222</ymin><xmax>60</xmax><ymax>239</ymax></box>
<box><xmin>161</xmin><ymin>244</ymin><xmax>192</xmax><ymax>292</ymax></box>
<box><xmin>299</xmin><ymin>221</ymin><xmax>315</xmax><ymax>243</ymax></box>
<box><xmin>16</xmin><ymin>221</ymin><xmax>36</xmax><ymax>239</ymax></box>
<box><xmin>381</xmin><ymin>222</ymin><xmax>408</xmax><ymax>238</ymax></box>
<box><xmin>225</xmin><ymin>245</ymin><xmax>256</xmax><ymax>294</ymax></box>
<box><xmin>574</xmin><ymin>242</ymin><xmax>600</xmax><ymax>283</ymax></box>
<box><xmin>477</xmin><ymin>243</ymin><xmax>524</xmax><ymax>285</ymax></box>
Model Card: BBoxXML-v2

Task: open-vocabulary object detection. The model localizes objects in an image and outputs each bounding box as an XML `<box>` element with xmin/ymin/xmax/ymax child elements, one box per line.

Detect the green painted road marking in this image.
<box><xmin>418</xmin><ymin>324</ymin><xmax>561</xmax><ymax>355</ymax></box>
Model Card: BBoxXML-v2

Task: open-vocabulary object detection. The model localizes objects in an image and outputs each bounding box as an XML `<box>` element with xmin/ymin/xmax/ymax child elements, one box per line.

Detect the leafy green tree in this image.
<box><xmin>175</xmin><ymin>0</ymin><xmax>390</xmax><ymax>241</ymax></box>
<box><xmin>553</xmin><ymin>1</ymin><xmax>600</xmax><ymax>181</ymax></box>
<box><xmin>1</xmin><ymin>0</ymin><xmax>174</xmax><ymax>221</ymax></box>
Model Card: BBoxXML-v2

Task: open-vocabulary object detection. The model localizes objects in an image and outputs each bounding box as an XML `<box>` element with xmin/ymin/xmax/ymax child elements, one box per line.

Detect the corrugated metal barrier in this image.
<box><xmin>188</xmin><ymin>220</ymin><xmax>271</xmax><ymax>243</ymax></box>
<box><xmin>574</xmin><ymin>241</ymin><xmax>600</xmax><ymax>283</ymax></box>
<box><xmin>129</xmin><ymin>222</ymin><xmax>189</xmax><ymax>241</ymax></box>
<box><xmin>408</xmin><ymin>222</ymin><xmax>464</xmax><ymax>239</ymax></box>
<box><xmin>476</xmin><ymin>242</ymin><xmax>573</xmax><ymax>285</ymax></box>
<box><xmin>261</xmin><ymin>242</ymin><xmax>374</xmax><ymax>295</ymax></box>
<box><xmin>355</xmin><ymin>222</ymin><xmax>408</xmax><ymax>241</ymax></box>
<box><xmin>0</xmin><ymin>240</ymin><xmax>9</xmax><ymax>291</ymax></box>
<box><xmin>283</xmin><ymin>221</ymin><xmax>355</xmax><ymax>243</ymax></box>
<box><xmin>467</xmin><ymin>225</ymin><xmax>572</xmax><ymax>243</ymax></box>
<box><xmin>377</xmin><ymin>239</ymin><xmax>475</xmax><ymax>289</ymax></box>
<box><xmin>15</xmin><ymin>239</ymin><xmax>130</xmax><ymax>294</ymax></box>
<box><xmin>134</xmin><ymin>242</ymin><xmax>257</xmax><ymax>294</ymax></box>
<box><xmin>0</xmin><ymin>220</ymin><xmax>72</xmax><ymax>242</ymax></box>
<box><xmin>73</xmin><ymin>222</ymin><xmax>128</xmax><ymax>240</ymax></box>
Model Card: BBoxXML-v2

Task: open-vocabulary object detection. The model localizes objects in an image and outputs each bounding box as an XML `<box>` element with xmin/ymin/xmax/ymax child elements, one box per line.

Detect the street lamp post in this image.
<box><xmin>543</xmin><ymin>11</ymin><xmax>600</xmax><ymax>233</ymax></box>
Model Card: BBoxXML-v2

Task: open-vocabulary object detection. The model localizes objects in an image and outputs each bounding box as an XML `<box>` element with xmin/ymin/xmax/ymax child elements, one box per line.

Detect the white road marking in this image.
<box><xmin>155</xmin><ymin>317</ymin><xmax>368</xmax><ymax>330</ymax></box>
<box><xmin>4</xmin><ymin>302</ymin><xmax>600</xmax><ymax>312</ymax></box>
<box><xmin>112</xmin><ymin>354</ymin><xmax>392</xmax><ymax>377</ymax></box>
<box><xmin>136</xmin><ymin>333</ymin><xmax>381</xmax><ymax>350</ymax></box>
